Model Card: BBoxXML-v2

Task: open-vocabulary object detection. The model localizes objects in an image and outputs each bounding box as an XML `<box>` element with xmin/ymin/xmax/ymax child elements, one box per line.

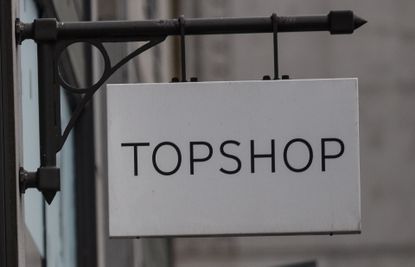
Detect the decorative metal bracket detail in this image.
<box><xmin>15</xmin><ymin>11</ymin><xmax>366</xmax><ymax>204</ymax></box>
<box><xmin>57</xmin><ymin>37</ymin><xmax>166</xmax><ymax>152</ymax></box>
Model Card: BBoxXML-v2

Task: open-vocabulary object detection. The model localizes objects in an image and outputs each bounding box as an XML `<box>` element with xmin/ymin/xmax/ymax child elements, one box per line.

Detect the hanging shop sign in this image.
<box><xmin>106</xmin><ymin>78</ymin><xmax>360</xmax><ymax>237</ymax></box>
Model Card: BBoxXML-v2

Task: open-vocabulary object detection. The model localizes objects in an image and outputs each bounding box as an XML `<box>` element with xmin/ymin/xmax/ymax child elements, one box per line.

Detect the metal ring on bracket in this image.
<box><xmin>56</xmin><ymin>41</ymin><xmax>111</xmax><ymax>93</ymax></box>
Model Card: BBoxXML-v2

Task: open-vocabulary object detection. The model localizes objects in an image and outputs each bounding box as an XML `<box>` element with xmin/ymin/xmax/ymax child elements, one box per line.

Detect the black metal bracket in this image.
<box><xmin>15</xmin><ymin>11</ymin><xmax>366</xmax><ymax>204</ymax></box>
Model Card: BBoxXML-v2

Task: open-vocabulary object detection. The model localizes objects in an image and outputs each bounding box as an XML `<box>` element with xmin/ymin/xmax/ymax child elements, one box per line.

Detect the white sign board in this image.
<box><xmin>107</xmin><ymin>79</ymin><xmax>360</xmax><ymax>237</ymax></box>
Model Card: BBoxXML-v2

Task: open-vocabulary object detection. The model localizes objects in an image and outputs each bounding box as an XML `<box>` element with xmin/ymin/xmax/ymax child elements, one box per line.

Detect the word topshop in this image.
<box><xmin>121</xmin><ymin>138</ymin><xmax>345</xmax><ymax>176</ymax></box>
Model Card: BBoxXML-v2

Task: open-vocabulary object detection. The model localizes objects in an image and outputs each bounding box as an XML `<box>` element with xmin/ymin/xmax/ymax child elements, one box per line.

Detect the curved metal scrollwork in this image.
<box><xmin>55</xmin><ymin>36</ymin><xmax>167</xmax><ymax>152</ymax></box>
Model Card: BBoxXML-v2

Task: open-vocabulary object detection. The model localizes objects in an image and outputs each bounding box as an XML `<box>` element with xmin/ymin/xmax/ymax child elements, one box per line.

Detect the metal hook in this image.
<box><xmin>271</xmin><ymin>13</ymin><xmax>279</xmax><ymax>80</ymax></box>
<box><xmin>179</xmin><ymin>15</ymin><xmax>187</xmax><ymax>82</ymax></box>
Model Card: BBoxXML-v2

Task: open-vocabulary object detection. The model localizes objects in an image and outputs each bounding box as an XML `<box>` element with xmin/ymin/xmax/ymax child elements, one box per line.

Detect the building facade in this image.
<box><xmin>175</xmin><ymin>1</ymin><xmax>415</xmax><ymax>267</ymax></box>
<box><xmin>1</xmin><ymin>0</ymin><xmax>175</xmax><ymax>266</ymax></box>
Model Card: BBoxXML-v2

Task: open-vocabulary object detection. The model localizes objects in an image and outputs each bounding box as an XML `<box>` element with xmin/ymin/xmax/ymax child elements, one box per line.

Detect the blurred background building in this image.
<box><xmin>174</xmin><ymin>1</ymin><xmax>415</xmax><ymax>267</ymax></box>
<box><xmin>1</xmin><ymin>0</ymin><xmax>414</xmax><ymax>267</ymax></box>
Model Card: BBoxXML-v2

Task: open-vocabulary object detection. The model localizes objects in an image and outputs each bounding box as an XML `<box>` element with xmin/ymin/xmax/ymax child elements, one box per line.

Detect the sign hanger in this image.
<box><xmin>15</xmin><ymin>11</ymin><xmax>366</xmax><ymax>204</ymax></box>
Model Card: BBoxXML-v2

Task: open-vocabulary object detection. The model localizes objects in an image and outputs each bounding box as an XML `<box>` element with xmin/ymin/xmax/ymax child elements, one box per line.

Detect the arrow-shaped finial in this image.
<box><xmin>329</xmin><ymin>10</ymin><xmax>367</xmax><ymax>34</ymax></box>
<box><xmin>43</xmin><ymin>191</ymin><xmax>57</xmax><ymax>205</ymax></box>
<box><xmin>354</xmin><ymin>15</ymin><xmax>367</xmax><ymax>30</ymax></box>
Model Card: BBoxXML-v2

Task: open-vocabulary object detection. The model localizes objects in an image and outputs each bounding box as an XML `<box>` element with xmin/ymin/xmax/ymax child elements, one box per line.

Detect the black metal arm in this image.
<box><xmin>17</xmin><ymin>11</ymin><xmax>366</xmax><ymax>42</ymax></box>
<box><xmin>15</xmin><ymin>10</ymin><xmax>366</xmax><ymax>204</ymax></box>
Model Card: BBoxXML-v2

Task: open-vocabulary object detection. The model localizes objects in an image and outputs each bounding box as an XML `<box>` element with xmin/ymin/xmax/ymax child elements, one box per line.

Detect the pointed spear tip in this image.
<box><xmin>354</xmin><ymin>15</ymin><xmax>367</xmax><ymax>30</ymax></box>
<box><xmin>44</xmin><ymin>191</ymin><xmax>57</xmax><ymax>205</ymax></box>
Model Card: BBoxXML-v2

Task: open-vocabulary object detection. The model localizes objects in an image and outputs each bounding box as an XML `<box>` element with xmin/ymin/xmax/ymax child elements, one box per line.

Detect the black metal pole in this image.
<box><xmin>1</xmin><ymin>0</ymin><xmax>19</xmax><ymax>264</ymax></box>
<box><xmin>17</xmin><ymin>11</ymin><xmax>366</xmax><ymax>42</ymax></box>
<box><xmin>179</xmin><ymin>15</ymin><xmax>187</xmax><ymax>82</ymax></box>
<box><xmin>271</xmin><ymin>13</ymin><xmax>279</xmax><ymax>79</ymax></box>
<box><xmin>37</xmin><ymin>42</ymin><xmax>61</xmax><ymax>204</ymax></box>
<box><xmin>38</xmin><ymin>43</ymin><xmax>58</xmax><ymax>168</ymax></box>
